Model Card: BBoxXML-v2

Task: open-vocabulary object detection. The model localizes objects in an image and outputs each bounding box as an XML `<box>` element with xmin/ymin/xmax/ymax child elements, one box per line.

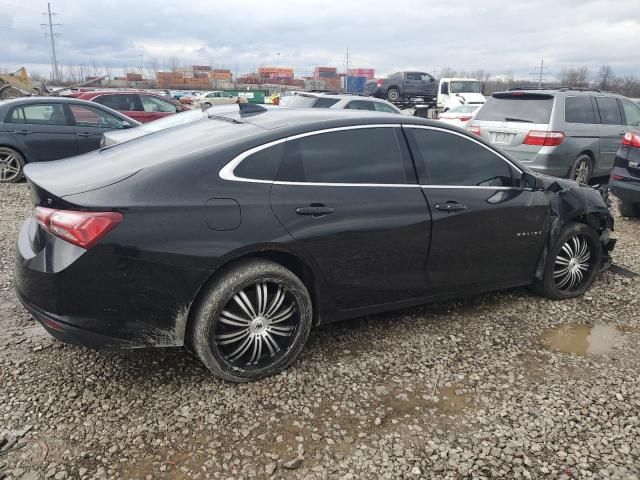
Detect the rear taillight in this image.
<box><xmin>622</xmin><ymin>132</ymin><xmax>640</xmax><ymax>147</ymax></box>
<box><xmin>469</xmin><ymin>126</ymin><xmax>481</xmax><ymax>135</ymax></box>
<box><xmin>523</xmin><ymin>130</ymin><xmax>565</xmax><ymax>147</ymax></box>
<box><xmin>34</xmin><ymin>207</ymin><xmax>123</xmax><ymax>249</ymax></box>
<box><xmin>376</xmin><ymin>79</ymin><xmax>383</xmax><ymax>87</ymax></box>
<box><xmin>610</xmin><ymin>174</ymin><xmax>625</xmax><ymax>181</ymax></box>
<box><xmin>458</xmin><ymin>115</ymin><xmax>472</xmax><ymax>122</ymax></box>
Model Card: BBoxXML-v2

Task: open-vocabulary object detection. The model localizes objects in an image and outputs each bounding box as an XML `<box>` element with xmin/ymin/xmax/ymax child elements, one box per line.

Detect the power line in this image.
<box><xmin>41</xmin><ymin>2</ymin><xmax>61</xmax><ymax>82</ymax></box>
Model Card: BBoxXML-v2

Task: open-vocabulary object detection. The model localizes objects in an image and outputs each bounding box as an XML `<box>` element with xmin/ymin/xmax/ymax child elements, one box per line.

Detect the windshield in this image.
<box><xmin>475</xmin><ymin>95</ymin><xmax>554</xmax><ymax>123</ymax></box>
<box><xmin>143</xmin><ymin>108</ymin><xmax>207</xmax><ymax>132</ymax></box>
<box><xmin>450</xmin><ymin>81</ymin><xmax>482</xmax><ymax>94</ymax></box>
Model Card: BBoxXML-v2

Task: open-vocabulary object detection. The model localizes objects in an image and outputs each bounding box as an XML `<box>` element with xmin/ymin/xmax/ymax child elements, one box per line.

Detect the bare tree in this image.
<box><xmin>560</xmin><ymin>66</ymin><xmax>589</xmax><ymax>88</ymax></box>
<box><xmin>439</xmin><ymin>67</ymin><xmax>457</xmax><ymax>78</ymax></box>
<box><xmin>596</xmin><ymin>65</ymin><xmax>615</xmax><ymax>90</ymax></box>
<box><xmin>147</xmin><ymin>57</ymin><xmax>160</xmax><ymax>80</ymax></box>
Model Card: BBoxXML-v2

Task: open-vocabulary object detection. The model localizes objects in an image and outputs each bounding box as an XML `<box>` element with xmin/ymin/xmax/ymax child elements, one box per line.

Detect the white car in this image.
<box><xmin>280</xmin><ymin>93</ymin><xmax>404</xmax><ymax>114</ymax></box>
<box><xmin>192</xmin><ymin>91</ymin><xmax>246</xmax><ymax>108</ymax></box>
<box><xmin>436</xmin><ymin>104</ymin><xmax>481</xmax><ymax>129</ymax></box>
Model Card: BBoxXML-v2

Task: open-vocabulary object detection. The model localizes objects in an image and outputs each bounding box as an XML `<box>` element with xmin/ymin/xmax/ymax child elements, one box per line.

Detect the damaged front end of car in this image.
<box><xmin>530</xmin><ymin>174</ymin><xmax>615</xmax><ymax>280</ymax></box>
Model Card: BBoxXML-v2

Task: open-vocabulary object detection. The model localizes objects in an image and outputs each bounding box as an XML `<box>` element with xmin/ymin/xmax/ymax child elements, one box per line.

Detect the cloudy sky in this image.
<box><xmin>2</xmin><ymin>0</ymin><xmax>639</xmax><ymax>81</ymax></box>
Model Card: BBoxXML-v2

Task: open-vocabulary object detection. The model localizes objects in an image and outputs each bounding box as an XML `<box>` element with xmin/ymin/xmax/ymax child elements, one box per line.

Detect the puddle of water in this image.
<box><xmin>435</xmin><ymin>386</ymin><xmax>473</xmax><ymax>414</ymax></box>
<box><xmin>539</xmin><ymin>324</ymin><xmax>627</xmax><ymax>355</ymax></box>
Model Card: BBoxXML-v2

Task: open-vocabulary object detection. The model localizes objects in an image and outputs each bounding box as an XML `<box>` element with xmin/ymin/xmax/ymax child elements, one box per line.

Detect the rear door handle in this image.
<box><xmin>435</xmin><ymin>202</ymin><xmax>467</xmax><ymax>212</ymax></box>
<box><xmin>295</xmin><ymin>205</ymin><xmax>334</xmax><ymax>217</ymax></box>
<box><xmin>77</xmin><ymin>132</ymin><xmax>93</xmax><ymax>137</ymax></box>
<box><xmin>12</xmin><ymin>129</ymin><xmax>32</xmax><ymax>135</ymax></box>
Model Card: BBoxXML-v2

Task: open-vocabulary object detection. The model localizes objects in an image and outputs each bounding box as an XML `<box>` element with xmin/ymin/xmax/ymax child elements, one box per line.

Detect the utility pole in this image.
<box><xmin>41</xmin><ymin>2</ymin><xmax>61</xmax><ymax>83</ymax></box>
<box><xmin>345</xmin><ymin>47</ymin><xmax>350</xmax><ymax>94</ymax></box>
<box><xmin>529</xmin><ymin>58</ymin><xmax>550</xmax><ymax>88</ymax></box>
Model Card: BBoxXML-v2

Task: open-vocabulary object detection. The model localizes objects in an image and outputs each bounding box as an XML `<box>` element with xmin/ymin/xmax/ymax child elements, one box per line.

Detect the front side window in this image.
<box><xmin>345</xmin><ymin>100</ymin><xmax>374</xmax><ymax>111</ymax></box>
<box><xmin>69</xmin><ymin>104</ymin><xmax>126</xmax><ymax>129</ymax></box>
<box><xmin>408</xmin><ymin>128</ymin><xmax>513</xmax><ymax>187</ymax></box>
<box><xmin>94</xmin><ymin>94</ymin><xmax>139</xmax><ymax>111</ymax></box>
<box><xmin>595</xmin><ymin>97</ymin><xmax>622</xmax><ymax>125</ymax></box>
<box><xmin>565</xmin><ymin>96</ymin><xmax>596</xmax><ymax>124</ymax></box>
<box><xmin>8</xmin><ymin>104</ymin><xmax>66</xmax><ymax>125</ymax></box>
<box><xmin>276</xmin><ymin>128</ymin><xmax>406</xmax><ymax>184</ymax></box>
<box><xmin>620</xmin><ymin>99</ymin><xmax>640</xmax><ymax>127</ymax></box>
<box><xmin>141</xmin><ymin>96</ymin><xmax>178</xmax><ymax>113</ymax></box>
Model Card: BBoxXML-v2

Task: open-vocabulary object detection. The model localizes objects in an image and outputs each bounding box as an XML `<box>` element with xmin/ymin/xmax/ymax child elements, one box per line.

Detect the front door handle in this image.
<box><xmin>295</xmin><ymin>204</ymin><xmax>334</xmax><ymax>217</ymax></box>
<box><xmin>77</xmin><ymin>132</ymin><xmax>93</xmax><ymax>137</ymax></box>
<box><xmin>12</xmin><ymin>129</ymin><xmax>32</xmax><ymax>135</ymax></box>
<box><xmin>435</xmin><ymin>202</ymin><xmax>467</xmax><ymax>212</ymax></box>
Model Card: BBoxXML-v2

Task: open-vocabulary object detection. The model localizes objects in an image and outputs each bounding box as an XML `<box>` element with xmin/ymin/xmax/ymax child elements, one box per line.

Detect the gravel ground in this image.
<box><xmin>1</xmin><ymin>183</ymin><xmax>639</xmax><ymax>480</ymax></box>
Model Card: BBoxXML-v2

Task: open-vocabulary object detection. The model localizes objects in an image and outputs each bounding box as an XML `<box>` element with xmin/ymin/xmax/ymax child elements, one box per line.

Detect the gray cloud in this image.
<box><xmin>1</xmin><ymin>0</ymin><xmax>639</xmax><ymax>80</ymax></box>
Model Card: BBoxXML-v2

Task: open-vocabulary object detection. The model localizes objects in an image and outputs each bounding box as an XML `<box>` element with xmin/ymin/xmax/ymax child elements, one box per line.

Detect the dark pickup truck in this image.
<box><xmin>365</xmin><ymin>71</ymin><xmax>438</xmax><ymax>105</ymax></box>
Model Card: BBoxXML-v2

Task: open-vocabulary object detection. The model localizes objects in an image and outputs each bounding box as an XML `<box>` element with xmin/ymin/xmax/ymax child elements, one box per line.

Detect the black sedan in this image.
<box><xmin>14</xmin><ymin>105</ymin><xmax>615</xmax><ymax>382</ymax></box>
<box><xmin>0</xmin><ymin>97</ymin><xmax>140</xmax><ymax>183</ymax></box>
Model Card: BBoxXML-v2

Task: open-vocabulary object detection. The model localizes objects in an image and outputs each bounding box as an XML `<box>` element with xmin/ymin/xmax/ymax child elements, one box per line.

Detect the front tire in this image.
<box><xmin>534</xmin><ymin>222</ymin><xmax>602</xmax><ymax>300</ymax></box>
<box><xmin>0</xmin><ymin>146</ymin><xmax>25</xmax><ymax>183</ymax></box>
<box><xmin>191</xmin><ymin>259</ymin><xmax>312</xmax><ymax>382</ymax></box>
<box><xmin>202</xmin><ymin>102</ymin><xmax>212</xmax><ymax>109</ymax></box>
<box><xmin>618</xmin><ymin>200</ymin><xmax>640</xmax><ymax>217</ymax></box>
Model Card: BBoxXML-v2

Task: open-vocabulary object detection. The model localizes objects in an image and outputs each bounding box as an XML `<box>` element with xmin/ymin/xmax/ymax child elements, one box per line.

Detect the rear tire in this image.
<box><xmin>618</xmin><ymin>200</ymin><xmax>640</xmax><ymax>217</ymax></box>
<box><xmin>533</xmin><ymin>222</ymin><xmax>602</xmax><ymax>300</ymax></box>
<box><xmin>191</xmin><ymin>259</ymin><xmax>312</xmax><ymax>382</ymax></box>
<box><xmin>202</xmin><ymin>102</ymin><xmax>212</xmax><ymax>109</ymax></box>
<box><xmin>0</xmin><ymin>146</ymin><xmax>25</xmax><ymax>183</ymax></box>
<box><xmin>386</xmin><ymin>88</ymin><xmax>400</xmax><ymax>102</ymax></box>
<box><xmin>570</xmin><ymin>154</ymin><xmax>592</xmax><ymax>184</ymax></box>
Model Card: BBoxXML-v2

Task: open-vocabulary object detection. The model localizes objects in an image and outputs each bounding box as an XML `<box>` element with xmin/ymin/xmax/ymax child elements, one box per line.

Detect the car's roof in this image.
<box><xmin>76</xmin><ymin>90</ymin><xmax>163</xmax><ymax>97</ymax></box>
<box><xmin>0</xmin><ymin>96</ymin><xmax>112</xmax><ymax>106</ymax></box>
<box><xmin>495</xmin><ymin>88</ymin><xmax>625</xmax><ymax>98</ymax></box>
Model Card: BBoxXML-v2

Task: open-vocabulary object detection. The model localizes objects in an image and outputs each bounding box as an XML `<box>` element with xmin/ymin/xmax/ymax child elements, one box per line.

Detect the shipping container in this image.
<box><xmin>348</xmin><ymin>68</ymin><xmax>375</xmax><ymax>80</ymax></box>
<box><xmin>346</xmin><ymin>76</ymin><xmax>367</xmax><ymax>94</ymax></box>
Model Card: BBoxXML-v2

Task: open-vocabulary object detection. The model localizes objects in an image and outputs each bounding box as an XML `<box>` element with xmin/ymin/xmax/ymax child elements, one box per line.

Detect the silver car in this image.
<box><xmin>469</xmin><ymin>89</ymin><xmax>640</xmax><ymax>183</ymax></box>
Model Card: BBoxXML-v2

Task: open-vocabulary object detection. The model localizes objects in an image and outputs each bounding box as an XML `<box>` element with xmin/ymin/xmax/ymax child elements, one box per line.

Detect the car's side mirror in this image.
<box><xmin>521</xmin><ymin>171</ymin><xmax>543</xmax><ymax>190</ymax></box>
<box><xmin>120</xmin><ymin>120</ymin><xmax>133</xmax><ymax>129</ymax></box>
<box><xmin>441</xmin><ymin>83</ymin><xmax>449</xmax><ymax>94</ymax></box>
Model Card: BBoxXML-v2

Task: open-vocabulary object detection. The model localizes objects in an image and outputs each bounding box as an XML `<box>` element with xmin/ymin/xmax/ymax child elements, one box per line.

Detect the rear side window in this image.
<box><xmin>94</xmin><ymin>94</ymin><xmax>139</xmax><ymax>111</ymax></box>
<box><xmin>277</xmin><ymin>128</ymin><xmax>406</xmax><ymax>184</ymax></box>
<box><xmin>475</xmin><ymin>95</ymin><xmax>554</xmax><ymax>124</ymax></box>
<box><xmin>234</xmin><ymin>143</ymin><xmax>285</xmax><ymax>181</ymax></box>
<box><xmin>141</xmin><ymin>95</ymin><xmax>178</xmax><ymax>113</ymax></box>
<box><xmin>408</xmin><ymin>128</ymin><xmax>513</xmax><ymax>187</ymax></box>
<box><xmin>595</xmin><ymin>97</ymin><xmax>622</xmax><ymax>125</ymax></box>
<box><xmin>620</xmin><ymin>99</ymin><xmax>640</xmax><ymax>127</ymax></box>
<box><xmin>374</xmin><ymin>102</ymin><xmax>398</xmax><ymax>113</ymax></box>
<box><xmin>313</xmin><ymin>98</ymin><xmax>339</xmax><ymax>108</ymax></box>
<box><xmin>7</xmin><ymin>104</ymin><xmax>67</xmax><ymax>125</ymax></box>
<box><xmin>565</xmin><ymin>96</ymin><xmax>596</xmax><ymax>124</ymax></box>
<box><xmin>345</xmin><ymin>100</ymin><xmax>374</xmax><ymax>111</ymax></box>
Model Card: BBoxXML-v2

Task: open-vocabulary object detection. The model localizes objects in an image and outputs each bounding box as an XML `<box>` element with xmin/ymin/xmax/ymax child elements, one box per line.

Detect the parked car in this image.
<box><xmin>101</xmin><ymin>105</ymin><xmax>238</xmax><ymax>146</ymax></box>
<box><xmin>191</xmin><ymin>91</ymin><xmax>247</xmax><ymax>108</ymax></box>
<box><xmin>15</xmin><ymin>105</ymin><xmax>615</xmax><ymax>381</ymax></box>
<box><xmin>365</xmin><ymin>71</ymin><xmax>438</xmax><ymax>103</ymax></box>
<box><xmin>74</xmin><ymin>91</ymin><xmax>188</xmax><ymax>123</ymax></box>
<box><xmin>280</xmin><ymin>92</ymin><xmax>402</xmax><ymax>113</ymax></box>
<box><xmin>436</xmin><ymin>104</ymin><xmax>482</xmax><ymax>129</ymax></box>
<box><xmin>0</xmin><ymin>97</ymin><xmax>139</xmax><ymax>183</ymax></box>
<box><xmin>469</xmin><ymin>89</ymin><xmax>640</xmax><ymax>183</ymax></box>
<box><xmin>610</xmin><ymin>131</ymin><xmax>640</xmax><ymax>216</ymax></box>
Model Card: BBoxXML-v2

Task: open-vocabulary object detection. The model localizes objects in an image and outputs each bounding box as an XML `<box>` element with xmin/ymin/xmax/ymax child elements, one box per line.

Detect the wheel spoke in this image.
<box><xmin>265</xmin><ymin>286</ymin><xmax>284</xmax><ymax>318</ymax></box>
<box><xmin>215</xmin><ymin>328</ymin><xmax>249</xmax><ymax>345</ymax></box>
<box><xmin>249</xmin><ymin>335</ymin><xmax>262</xmax><ymax>364</ymax></box>
<box><xmin>227</xmin><ymin>334</ymin><xmax>253</xmax><ymax>361</ymax></box>
<box><xmin>555</xmin><ymin>255</ymin><xmax>571</xmax><ymax>266</ymax></box>
<box><xmin>219</xmin><ymin>309</ymin><xmax>251</xmax><ymax>326</ymax></box>
<box><xmin>269</xmin><ymin>304</ymin><xmax>294</xmax><ymax>324</ymax></box>
<box><xmin>263</xmin><ymin>332</ymin><xmax>279</xmax><ymax>355</ymax></box>
<box><xmin>269</xmin><ymin>325</ymin><xmax>293</xmax><ymax>337</ymax></box>
<box><xmin>234</xmin><ymin>290</ymin><xmax>256</xmax><ymax>319</ymax></box>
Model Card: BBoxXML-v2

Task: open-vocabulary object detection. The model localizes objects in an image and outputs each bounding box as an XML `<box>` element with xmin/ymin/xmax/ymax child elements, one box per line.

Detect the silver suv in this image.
<box><xmin>469</xmin><ymin>89</ymin><xmax>640</xmax><ymax>183</ymax></box>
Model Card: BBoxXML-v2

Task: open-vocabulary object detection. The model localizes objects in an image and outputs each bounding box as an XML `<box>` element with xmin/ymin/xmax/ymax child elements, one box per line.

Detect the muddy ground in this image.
<box><xmin>1</xmin><ymin>183</ymin><xmax>638</xmax><ymax>479</ymax></box>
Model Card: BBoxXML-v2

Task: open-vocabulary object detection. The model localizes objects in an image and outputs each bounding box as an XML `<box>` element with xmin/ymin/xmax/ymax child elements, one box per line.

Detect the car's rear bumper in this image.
<box><xmin>610</xmin><ymin>179</ymin><xmax>640</xmax><ymax>204</ymax></box>
<box><xmin>503</xmin><ymin>150</ymin><xmax>571</xmax><ymax>179</ymax></box>
<box><xmin>14</xmin><ymin>217</ymin><xmax>209</xmax><ymax>348</ymax></box>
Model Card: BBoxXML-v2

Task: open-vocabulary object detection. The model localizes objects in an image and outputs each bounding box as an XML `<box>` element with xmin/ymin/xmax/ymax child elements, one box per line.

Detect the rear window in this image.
<box><xmin>475</xmin><ymin>94</ymin><xmax>554</xmax><ymax>124</ymax></box>
<box><xmin>280</xmin><ymin>96</ymin><xmax>338</xmax><ymax>108</ymax></box>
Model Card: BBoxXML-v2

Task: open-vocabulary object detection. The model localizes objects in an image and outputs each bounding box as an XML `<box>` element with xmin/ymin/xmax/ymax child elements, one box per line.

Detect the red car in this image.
<box><xmin>74</xmin><ymin>91</ymin><xmax>189</xmax><ymax>123</ymax></box>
